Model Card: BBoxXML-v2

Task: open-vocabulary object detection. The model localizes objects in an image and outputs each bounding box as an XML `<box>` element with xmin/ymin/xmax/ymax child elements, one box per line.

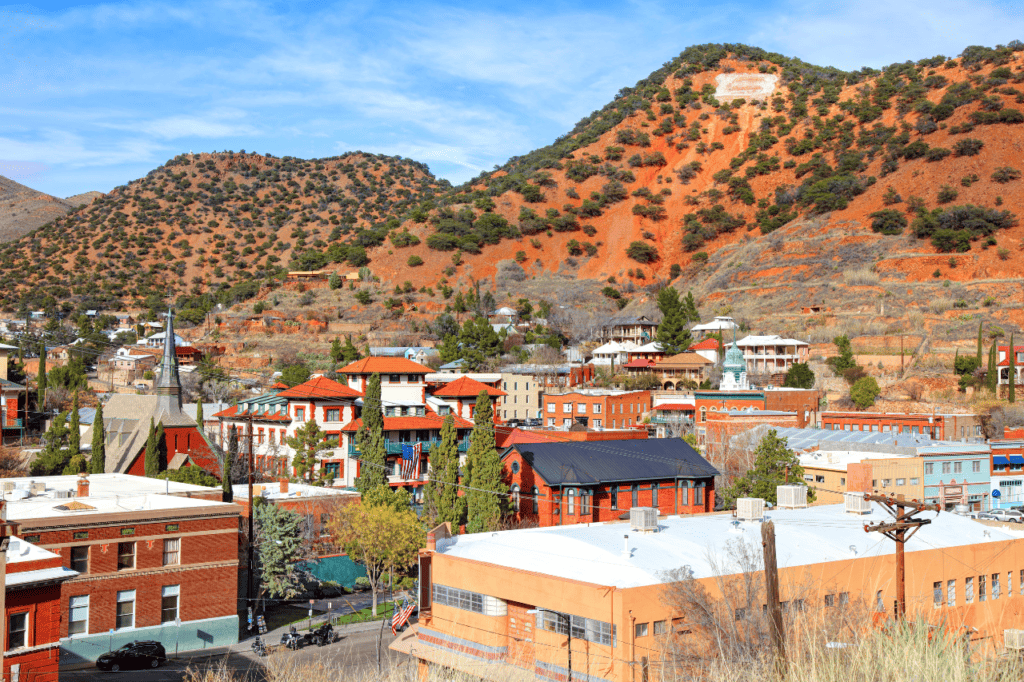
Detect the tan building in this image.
<box><xmin>499</xmin><ymin>373</ymin><xmax>542</xmax><ymax>422</ymax></box>
<box><xmin>656</xmin><ymin>352</ymin><xmax>713</xmax><ymax>389</ymax></box>
<box><xmin>799</xmin><ymin>449</ymin><xmax>923</xmax><ymax>504</ymax></box>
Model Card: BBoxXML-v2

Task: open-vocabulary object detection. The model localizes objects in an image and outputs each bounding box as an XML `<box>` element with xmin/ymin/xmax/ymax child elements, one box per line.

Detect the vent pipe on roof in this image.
<box><xmin>622</xmin><ymin>534</ymin><xmax>630</xmax><ymax>558</ymax></box>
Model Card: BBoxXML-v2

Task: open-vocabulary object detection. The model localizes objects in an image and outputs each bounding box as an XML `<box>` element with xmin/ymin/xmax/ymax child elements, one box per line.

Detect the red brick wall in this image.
<box><xmin>6</xmin><ymin>583</ymin><xmax>62</xmax><ymax>653</ymax></box>
<box><xmin>703</xmin><ymin>412</ymin><xmax>799</xmax><ymax>459</ymax></box>
<box><xmin>542</xmin><ymin>391</ymin><xmax>651</xmax><ymax>429</ymax></box>
<box><xmin>764</xmin><ymin>389</ymin><xmax>821</xmax><ymax>427</ymax></box>
<box><xmin>4</xmin><ymin>646</ymin><xmax>60</xmax><ymax>682</ymax></box>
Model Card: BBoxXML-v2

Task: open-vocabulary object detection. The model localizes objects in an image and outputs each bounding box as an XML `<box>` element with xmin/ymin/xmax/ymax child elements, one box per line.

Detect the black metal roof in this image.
<box><xmin>503</xmin><ymin>438</ymin><xmax>719</xmax><ymax>487</ymax></box>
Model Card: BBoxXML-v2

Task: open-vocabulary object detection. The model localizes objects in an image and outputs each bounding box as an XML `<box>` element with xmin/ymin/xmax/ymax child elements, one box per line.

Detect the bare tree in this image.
<box><xmin>528</xmin><ymin>345</ymin><xmax>562</xmax><ymax>365</ymax></box>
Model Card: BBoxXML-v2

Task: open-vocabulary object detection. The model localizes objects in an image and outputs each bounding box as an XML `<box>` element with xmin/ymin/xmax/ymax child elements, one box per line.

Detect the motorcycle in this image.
<box><xmin>310</xmin><ymin>623</ymin><xmax>335</xmax><ymax>647</ymax></box>
<box><xmin>280</xmin><ymin>628</ymin><xmax>308</xmax><ymax>651</ymax></box>
<box><xmin>251</xmin><ymin>636</ymin><xmax>268</xmax><ymax>657</ymax></box>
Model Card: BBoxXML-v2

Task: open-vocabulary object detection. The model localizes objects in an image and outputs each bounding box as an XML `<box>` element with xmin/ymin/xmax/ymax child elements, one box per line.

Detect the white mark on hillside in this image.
<box><xmin>715</xmin><ymin>74</ymin><xmax>779</xmax><ymax>102</ymax></box>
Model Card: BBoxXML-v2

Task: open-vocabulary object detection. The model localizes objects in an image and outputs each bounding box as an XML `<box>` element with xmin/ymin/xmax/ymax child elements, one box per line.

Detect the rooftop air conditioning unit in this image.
<box><xmin>1005</xmin><ymin>629</ymin><xmax>1024</xmax><ymax>650</ymax></box>
<box><xmin>777</xmin><ymin>485</ymin><xmax>808</xmax><ymax>509</ymax></box>
<box><xmin>844</xmin><ymin>492</ymin><xmax>872</xmax><ymax>515</ymax></box>
<box><xmin>52</xmin><ymin>490</ymin><xmax>75</xmax><ymax>499</ymax></box>
<box><xmin>630</xmin><ymin>507</ymin><xmax>659</xmax><ymax>533</ymax></box>
<box><xmin>736</xmin><ymin>498</ymin><xmax>765</xmax><ymax>522</ymax></box>
<box><xmin>29</xmin><ymin>481</ymin><xmax>45</xmax><ymax>494</ymax></box>
<box><xmin>1</xmin><ymin>482</ymin><xmax>14</xmax><ymax>492</ymax></box>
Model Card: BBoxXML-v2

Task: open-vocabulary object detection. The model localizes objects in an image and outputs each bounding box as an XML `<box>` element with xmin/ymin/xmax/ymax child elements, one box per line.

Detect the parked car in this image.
<box><xmin>976</xmin><ymin>512</ymin><xmax>997</xmax><ymax>520</ymax></box>
<box><xmin>96</xmin><ymin>641</ymin><xmax>167</xmax><ymax>671</ymax></box>
<box><xmin>987</xmin><ymin>509</ymin><xmax>1023</xmax><ymax>523</ymax></box>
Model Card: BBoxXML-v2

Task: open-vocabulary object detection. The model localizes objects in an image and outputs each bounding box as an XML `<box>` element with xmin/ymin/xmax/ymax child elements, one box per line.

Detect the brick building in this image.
<box><xmin>4</xmin><ymin>535</ymin><xmax>78</xmax><ymax>682</ymax></box>
<box><xmin>694</xmin><ymin>388</ymin><xmax>820</xmax><ymax>451</ymax></box>
<box><xmin>429</xmin><ymin>376</ymin><xmax>506</xmax><ymax>422</ymax></box>
<box><xmin>820</xmin><ymin>411</ymin><xmax>985</xmax><ymax>442</ymax></box>
<box><xmin>0</xmin><ymin>342</ymin><xmax>24</xmax><ymax>444</ymax></box>
<box><xmin>502</xmin><ymin>439</ymin><xmax>718</xmax><ymax>527</ymax></box>
<box><xmin>3</xmin><ymin>474</ymin><xmax>240</xmax><ymax>664</ymax></box>
<box><xmin>542</xmin><ymin>390</ymin><xmax>651</xmax><ymax>430</ymax></box>
<box><xmin>702</xmin><ymin>409</ymin><xmax>800</xmax><ymax>457</ymax></box>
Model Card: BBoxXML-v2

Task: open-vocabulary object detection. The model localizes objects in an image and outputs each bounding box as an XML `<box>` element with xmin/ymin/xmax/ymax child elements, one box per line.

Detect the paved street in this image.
<box><xmin>61</xmin><ymin>623</ymin><xmax>409</xmax><ymax>682</ymax></box>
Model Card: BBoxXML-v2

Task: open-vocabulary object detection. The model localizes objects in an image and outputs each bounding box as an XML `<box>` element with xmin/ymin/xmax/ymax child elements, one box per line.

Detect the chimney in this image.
<box><xmin>77</xmin><ymin>474</ymin><xmax>90</xmax><ymax>498</ymax></box>
<box><xmin>279</xmin><ymin>478</ymin><xmax>289</xmax><ymax>494</ymax></box>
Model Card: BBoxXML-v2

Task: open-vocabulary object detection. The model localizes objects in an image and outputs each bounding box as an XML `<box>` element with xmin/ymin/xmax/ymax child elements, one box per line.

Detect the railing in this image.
<box><xmin>349</xmin><ymin>437</ymin><xmax>470</xmax><ymax>456</ymax></box>
<box><xmin>1</xmin><ymin>419</ymin><xmax>23</xmax><ymax>429</ymax></box>
<box><xmin>649</xmin><ymin>417</ymin><xmax>694</xmax><ymax>425</ymax></box>
<box><xmin>388</xmin><ymin>473</ymin><xmax>431</xmax><ymax>485</ymax></box>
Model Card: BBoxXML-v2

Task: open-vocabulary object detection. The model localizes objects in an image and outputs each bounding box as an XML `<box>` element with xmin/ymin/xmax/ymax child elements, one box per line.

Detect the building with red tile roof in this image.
<box><xmin>430</xmin><ymin>376</ymin><xmax>506</xmax><ymax>422</ymax></box>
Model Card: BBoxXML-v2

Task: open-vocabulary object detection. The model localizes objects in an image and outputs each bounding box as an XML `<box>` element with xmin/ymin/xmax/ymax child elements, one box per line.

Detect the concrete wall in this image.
<box><xmin>60</xmin><ymin>615</ymin><xmax>239</xmax><ymax>665</ymax></box>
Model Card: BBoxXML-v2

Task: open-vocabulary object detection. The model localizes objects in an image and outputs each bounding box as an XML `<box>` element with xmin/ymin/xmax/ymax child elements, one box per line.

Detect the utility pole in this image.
<box><xmin>863</xmin><ymin>493</ymin><xmax>940</xmax><ymax>619</ymax></box>
<box><xmin>761</xmin><ymin>521</ymin><xmax>786</xmax><ymax>678</ymax></box>
<box><xmin>561</xmin><ymin>612</ymin><xmax>573</xmax><ymax>682</ymax></box>
<box><xmin>247</xmin><ymin>412</ymin><xmax>255</xmax><ymax>627</ymax></box>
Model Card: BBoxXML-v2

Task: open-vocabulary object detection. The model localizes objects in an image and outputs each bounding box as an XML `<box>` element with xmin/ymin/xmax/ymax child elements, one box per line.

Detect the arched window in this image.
<box><xmin>567</xmin><ymin>489</ymin><xmax>576</xmax><ymax>516</ymax></box>
<box><xmin>511</xmin><ymin>485</ymin><xmax>520</xmax><ymax>512</ymax></box>
<box><xmin>532</xmin><ymin>487</ymin><xmax>540</xmax><ymax>514</ymax></box>
<box><xmin>699</xmin><ymin>407</ymin><xmax>707</xmax><ymax>423</ymax></box>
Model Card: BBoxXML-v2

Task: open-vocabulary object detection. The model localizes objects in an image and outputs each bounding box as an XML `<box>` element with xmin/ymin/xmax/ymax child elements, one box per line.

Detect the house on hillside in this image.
<box><xmin>599</xmin><ymin>315</ymin><xmax>659</xmax><ymax>345</ymax></box>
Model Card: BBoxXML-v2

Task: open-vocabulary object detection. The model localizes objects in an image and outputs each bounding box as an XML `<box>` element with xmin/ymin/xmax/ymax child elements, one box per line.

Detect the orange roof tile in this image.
<box><xmin>276</xmin><ymin>376</ymin><xmax>364</xmax><ymax>400</ymax></box>
<box><xmin>338</xmin><ymin>357</ymin><xmax>431</xmax><ymax>375</ymax></box>
<box><xmin>494</xmin><ymin>426</ymin><xmax>561</xmax><ymax>448</ymax></box>
<box><xmin>340</xmin><ymin>412</ymin><xmax>473</xmax><ymax>432</ymax></box>
<box><xmin>211</xmin><ymin>404</ymin><xmax>291</xmax><ymax>421</ymax></box>
<box><xmin>689</xmin><ymin>338</ymin><xmax>721</xmax><ymax>351</ymax></box>
<box><xmin>431</xmin><ymin>376</ymin><xmax>507</xmax><ymax>398</ymax></box>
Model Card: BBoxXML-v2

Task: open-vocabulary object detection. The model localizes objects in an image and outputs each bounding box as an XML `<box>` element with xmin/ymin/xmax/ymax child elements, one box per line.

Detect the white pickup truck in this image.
<box><xmin>981</xmin><ymin>509</ymin><xmax>1024</xmax><ymax>523</ymax></box>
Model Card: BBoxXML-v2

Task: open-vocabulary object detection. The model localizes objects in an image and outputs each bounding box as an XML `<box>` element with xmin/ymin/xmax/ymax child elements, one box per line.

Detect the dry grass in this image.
<box><xmin>842</xmin><ymin>267</ymin><xmax>879</xmax><ymax>286</ymax></box>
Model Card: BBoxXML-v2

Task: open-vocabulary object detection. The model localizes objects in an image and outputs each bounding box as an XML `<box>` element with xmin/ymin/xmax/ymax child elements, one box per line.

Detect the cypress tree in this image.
<box><xmin>223</xmin><ymin>426</ymin><xmax>235</xmax><ymax>501</ymax></box>
<box><xmin>91</xmin><ymin>402</ymin><xmax>106</xmax><ymax>474</ymax></box>
<box><xmin>195</xmin><ymin>399</ymin><xmax>204</xmax><ymax>434</ymax></box>
<box><xmin>37</xmin><ymin>341</ymin><xmax>46</xmax><ymax>410</ymax></box>
<box><xmin>988</xmin><ymin>340</ymin><xmax>998</xmax><ymax>393</ymax></box>
<box><xmin>342</xmin><ymin>335</ymin><xmax>361</xmax><ymax>363</ymax></box>
<box><xmin>155</xmin><ymin>422</ymin><xmax>166</xmax><ymax>472</ymax></box>
<box><xmin>656</xmin><ymin>288</ymin><xmax>692</xmax><ymax>354</ymax></box>
<box><xmin>144</xmin><ymin>418</ymin><xmax>158</xmax><ymax>477</ymax></box>
<box><xmin>68</xmin><ymin>392</ymin><xmax>81</xmax><ymax>455</ymax></box>
<box><xmin>330</xmin><ymin>337</ymin><xmax>343</xmax><ymax>364</ymax></box>
<box><xmin>464</xmin><ymin>391</ymin><xmax>507</xmax><ymax>534</ymax></box>
<box><xmin>423</xmin><ymin>415</ymin><xmax>463</xmax><ymax>529</ymax></box>
<box><xmin>355</xmin><ymin>373</ymin><xmax>387</xmax><ymax>495</ymax></box>
<box><xmin>977</xmin><ymin>321</ymin><xmax>984</xmax><ymax>365</ymax></box>
<box><xmin>1010</xmin><ymin>334</ymin><xmax>1016</xmax><ymax>404</ymax></box>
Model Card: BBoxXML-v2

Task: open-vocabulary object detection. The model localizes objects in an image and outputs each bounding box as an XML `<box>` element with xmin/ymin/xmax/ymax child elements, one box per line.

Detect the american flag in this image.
<box><xmin>391</xmin><ymin>599</ymin><xmax>416</xmax><ymax>635</ymax></box>
<box><xmin>400</xmin><ymin>442</ymin><xmax>422</xmax><ymax>480</ymax></box>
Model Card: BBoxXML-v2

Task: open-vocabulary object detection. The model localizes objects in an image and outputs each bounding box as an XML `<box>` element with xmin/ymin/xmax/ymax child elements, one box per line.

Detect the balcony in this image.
<box><xmin>1</xmin><ymin>419</ymin><xmax>23</xmax><ymax>429</ymax></box>
<box><xmin>388</xmin><ymin>473</ymin><xmax>431</xmax><ymax>485</ymax></box>
<box><xmin>349</xmin><ymin>437</ymin><xmax>471</xmax><ymax>456</ymax></box>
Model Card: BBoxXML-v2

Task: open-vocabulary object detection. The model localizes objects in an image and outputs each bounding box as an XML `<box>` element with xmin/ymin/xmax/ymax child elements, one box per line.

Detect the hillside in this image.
<box><xmin>0</xmin><ymin>174</ymin><xmax>103</xmax><ymax>243</ymax></box>
<box><xmin>3</xmin><ymin>43</ymin><xmax>1024</xmax><ymax>343</ymax></box>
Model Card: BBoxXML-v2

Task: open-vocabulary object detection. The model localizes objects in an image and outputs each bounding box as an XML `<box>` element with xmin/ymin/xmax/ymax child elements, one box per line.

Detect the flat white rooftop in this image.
<box><xmin>7</xmin><ymin>493</ymin><xmax>235</xmax><ymax>522</ymax></box>
<box><xmin>436</xmin><ymin>504</ymin><xmax>1014</xmax><ymax>589</ymax></box>
<box><xmin>800</xmin><ymin>449</ymin><xmax>914</xmax><ymax>472</ymax></box>
<box><xmin>233</xmin><ymin>481</ymin><xmax>360</xmax><ymax>502</ymax></box>
<box><xmin>0</xmin><ymin>473</ymin><xmax>218</xmax><ymax>499</ymax></box>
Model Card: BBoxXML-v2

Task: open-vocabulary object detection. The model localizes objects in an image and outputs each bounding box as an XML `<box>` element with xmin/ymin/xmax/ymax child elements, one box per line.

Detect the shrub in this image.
<box><xmin>868</xmin><ymin>209</ymin><xmax>907</xmax><ymax>235</ymax></box>
<box><xmin>354</xmin><ymin>290</ymin><xmax>372</xmax><ymax>305</ymax></box>
<box><xmin>882</xmin><ymin>186</ymin><xmax>902</xmax><ymax>205</ymax></box>
<box><xmin>566</xmin><ymin>240</ymin><xmax>583</xmax><ymax>256</ymax></box>
<box><xmin>953</xmin><ymin>138</ymin><xmax>985</xmax><ymax>156</ymax></box>
<box><xmin>692</xmin><ymin>251</ymin><xmax>709</xmax><ymax>264</ymax></box>
<box><xmin>992</xmin><ymin>167</ymin><xmax>1022</xmax><ymax>183</ymax></box>
<box><xmin>514</xmin><ymin>250</ymin><xmax>527</xmax><ymax>263</ymax></box>
<box><xmin>850</xmin><ymin>376</ymin><xmax>881</xmax><ymax>409</ymax></box>
<box><xmin>407</xmin><ymin>255</ymin><xmax>424</xmax><ymax>267</ymax></box>
<box><xmin>936</xmin><ymin>185</ymin><xmax>958</xmax><ymax>204</ymax></box>
<box><xmin>925</xmin><ymin>147</ymin><xmax>951</xmax><ymax>162</ymax></box>
<box><xmin>669</xmin><ymin>263</ymin><xmax>681</xmax><ymax>279</ymax></box>
<box><xmin>625</xmin><ymin>241</ymin><xmax>659</xmax><ymax>263</ymax></box>
<box><xmin>601</xmin><ymin>286</ymin><xmax>621</xmax><ymax>300</ymax></box>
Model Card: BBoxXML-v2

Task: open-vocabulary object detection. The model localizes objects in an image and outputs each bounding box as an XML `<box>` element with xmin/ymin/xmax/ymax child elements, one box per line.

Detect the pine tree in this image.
<box><xmin>681</xmin><ymin>291</ymin><xmax>701</xmax><ymax>323</ymax></box>
<box><xmin>342</xmin><ymin>335</ymin><xmax>361</xmax><ymax>363</ymax></box>
<box><xmin>423</xmin><ymin>415</ymin><xmax>463</xmax><ymax>529</ymax></box>
<box><xmin>1010</xmin><ymin>334</ymin><xmax>1016</xmax><ymax>404</ymax></box>
<box><xmin>464</xmin><ymin>392</ymin><xmax>507</xmax><ymax>534</ymax></box>
<box><xmin>91</xmin><ymin>402</ymin><xmax>106</xmax><ymax>474</ymax></box>
<box><xmin>195</xmin><ymin>399</ymin><xmax>204</xmax><ymax>434</ymax></box>
<box><xmin>37</xmin><ymin>340</ymin><xmax>46</xmax><ymax>410</ymax></box>
<box><xmin>460</xmin><ymin>316</ymin><xmax>501</xmax><ymax>371</ymax></box>
<box><xmin>355</xmin><ymin>373</ymin><xmax>387</xmax><ymax>495</ymax></box>
<box><xmin>656</xmin><ymin>288</ymin><xmax>692</xmax><ymax>354</ymax></box>
<box><xmin>68</xmin><ymin>392</ymin><xmax>81</xmax><ymax>455</ymax></box>
<box><xmin>286</xmin><ymin>418</ymin><xmax>337</xmax><ymax>485</ymax></box>
<box><xmin>977</xmin><ymin>321</ymin><xmax>984</xmax><ymax>366</ymax></box>
<box><xmin>330</xmin><ymin>337</ymin><xmax>344</xmax><ymax>364</ymax></box>
<box><xmin>144</xmin><ymin>418</ymin><xmax>158</xmax><ymax>477</ymax></box>
<box><xmin>438</xmin><ymin>334</ymin><xmax>460</xmax><ymax>364</ymax></box>
<box><xmin>222</xmin><ymin>436</ymin><xmax>234</xmax><ymax>502</ymax></box>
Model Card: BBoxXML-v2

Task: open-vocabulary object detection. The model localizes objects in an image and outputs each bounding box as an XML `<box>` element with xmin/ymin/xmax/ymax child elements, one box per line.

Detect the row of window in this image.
<box><xmin>547</xmin><ymin>417</ymin><xmax>635</xmax><ymax>428</ymax></box>
<box><xmin>924</xmin><ymin>461</ymin><xmax>983</xmax><ymax>475</ymax></box>
<box><xmin>65</xmin><ymin>586</ymin><xmax>180</xmax><ymax>639</ymax></box>
<box><xmin>547</xmin><ymin>402</ymin><xmax>645</xmax><ymax>415</ymax></box>
<box><xmin>538</xmin><ymin>610</ymin><xmax>615</xmax><ymax>646</ymax></box>
<box><xmin>69</xmin><ymin>539</ymin><xmax>180</xmax><ymax>573</ymax></box>
<box><xmin>932</xmin><ymin>570</ymin><xmax>1024</xmax><ymax>608</ymax></box>
<box><xmin>432</xmin><ymin>584</ymin><xmax>483</xmax><ymax>614</ymax></box>
<box><xmin>506</xmin><ymin>483</ymin><xmax>706</xmax><ymax>515</ymax></box>
<box><xmin>501</xmin><ymin>381</ymin><xmax>531</xmax><ymax>392</ymax></box>
<box><xmin>383</xmin><ymin>406</ymin><xmax>426</xmax><ymax>417</ymax></box>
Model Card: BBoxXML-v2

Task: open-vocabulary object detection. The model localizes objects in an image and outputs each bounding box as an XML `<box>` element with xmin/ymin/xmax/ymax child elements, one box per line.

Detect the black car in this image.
<box><xmin>96</xmin><ymin>641</ymin><xmax>167</xmax><ymax>671</ymax></box>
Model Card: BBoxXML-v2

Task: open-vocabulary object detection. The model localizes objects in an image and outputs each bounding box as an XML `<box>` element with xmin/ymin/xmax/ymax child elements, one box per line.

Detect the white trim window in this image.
<box><xmin>116</xmin><ymin>590</ymin><xmax>136</xmax><ymax>630</ymax></box>
<box><xmin>7</xmin><ymin>612</ymin><xmax>27</xmax><ymax>650</ymax></box>
<box><xmin>161</xmin><ymin>585</ymin><xmax>180</xmax><ymax>623</ymax></box>
<box><xmin>69</xmin><ymin>595</ymin><xmax>89</xmax><ymax>636</ymax></box>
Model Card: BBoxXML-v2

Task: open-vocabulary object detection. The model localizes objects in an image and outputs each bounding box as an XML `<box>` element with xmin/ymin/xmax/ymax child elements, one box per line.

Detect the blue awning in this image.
<box><xmin>1010</xmin><ymin>455</ymin><xmax>1024</xmax><ymax>465</ymax></box>
<box><xmin>994</xmin><ymin>456</ymin><xmax>1011</xmax><ymax>466</ymax></box>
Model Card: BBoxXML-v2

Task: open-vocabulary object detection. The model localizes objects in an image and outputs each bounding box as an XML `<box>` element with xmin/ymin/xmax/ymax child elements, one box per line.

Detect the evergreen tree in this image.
<box><xmin>989</xmin><ymin>340</ymin><xmax>999</xmax><ymax>393</ymax></box>
<box><xmin>977</xmin><ymin>321</ymin><xmax>984</xmax><ymax>366</ymax></box>
<box><xmin>223</xmin><ymin>426</ymin><xmax>237</xmax><ymax>501</ymax></box>
<box><xmin>656</xmin><ymin>288</ymin><xmax>692</xmax><ymax>354</ymax></box>
<box><xmin>355</xmin><ymin>373</ymin><xmax>387</xmax><ymax>495</ymax></box>
<box><xmin>464</xmin><ymin>392</ymin><xmax>507</xmax><ymax>534</ymax></box>
<box><xmin>330</xmin><ymin>337</ymin><xmax>344</xmax><ymax>364</ymax></box>
<box><xmin>438</xmin><ymin>334</ymin><xmax>460</xmax><ymax>364</ymax></box>
<box><xmin>91</xmin><ymin>401</ymin><xmax>106</xmax><ymax>474</ymax></box>
<box><xmin>422</xmin><ymin>415</ymin><xmax>463</xmax><ymax>529</ymax></box>
<box><xmin>155</xmin><ymin>422</ymin><xmax>166</xmax><ymax>471</ymax></box>
<box><xmin>1010</xmin><ymin>334</ymin><xmax>1016</xmax><ymax>404</ymax></box>
<box><xmin>195</xmin><ymin>399</ymin><xmax>204</xmax><ymax>434</ymax></box>
<box><xmin>37</xmin><ymin>340</ymin><xmax>46</xmax><ymax>410</ymax></box>
<box><xmin>341</xmin><ymin>335</ymin><xmax>361</xmax><ymax>363</ymax></box>
<box><xmin>30</xmin><ymin>410</ymin><xmax>72</xmax><ymax>475</ymax></box>
<box><xmin>460</xmin><ymin>316</ymin><xmax>501</xmax><ymax>371</ymax></box>
<box><xmin>723</xmin><ymin>430</ymin><xmax>816</xmax><ymax>507</ymax></box>
<box><xmin>681</xmin><ymin>291</ymin><xmax>701</xmax><ymax>323</ymax></box>
<box><xmin>826</xmin><ymin>335</ymin><xmax>857</xmax><ymax>375</ymax></box>
<box><xmin>68</xmin><ymin>392</ymin><xmax>81</xmax><ymax>455</ymax></box>
<box><xmin>286</xmin><ymin>419</ymin><xmax>337</xmax><ymax>485</ymax></box>
<box><xmin>144</xmin><ymin>417</ymin><xmax>159</xmax><ymax>477</ymax></box>
<box><xmin>782</xmin><ymin>362</ymin><xmax>815</xmax><ymax>389</ymax></box>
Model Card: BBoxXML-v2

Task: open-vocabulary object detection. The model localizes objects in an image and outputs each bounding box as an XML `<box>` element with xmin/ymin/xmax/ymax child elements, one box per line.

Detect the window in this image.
<box><xmin>653</xmin><ymin>621</ymin><xmax>667</xmax><ymax>635</ymax></box>
<box><xmin>948</xmin><ymin>579</ymin><xmax>956</xmax><ymax>607</ymax></box>
<box><xmin>532</xmin><ymin>487</ymin><xmax>539</xmax><ymax>514</ymax></box>
<box><xmin>876</xmin><ymin>590</ymin><xmax>884</xmax><ymax>612</ymax></box>
<box><xmin>547</xmin><ymin>418</ymin><xmax>555</xmax><ymax>427</ymax></box>
<box><xmin>942</xmin><ymin>462</ymin><xmax>951</xmax><ymax>475</ymax></box>
<box><xmin>68</xmin><ymin>595</ymin><xmax>89</xmax><ymax>636</ymax></box>
<box><xmin>116</xmin><ymin>590</ymin><xmax>136</xmax><ymax>629</ymax></box>
<box><xmin>992</xmin><ymin>573</ymin><xmax>1001</xmax><ymax>600</ymax></box>
<box><xmin>117</xmin><ymin>542</ymin><xmax>135</xmax><ymax>570</ymax></box>
<box><xmin>578</xmin><ymin>403</ymin><xmax>586</xmax><ymax>414</ymax></box>
<box><xmin>432</xmin><ymin>584</ymin><xmax>483</xmax><ymax>614</ymax></box>
<box><xmin>631</xmin><ymin>484</ymin><xmax>639</xmax><ymax>508</ymax></box>
<box><xmin>163</xmin><ymin>538</ymin><xmax>180</xmax><ymax>566</ymax></box>
<box><xmin>610</xmin><ymin>486</ymin><xmax>618</xmax><ymax>511</ymax></box>
<box><xmin>547</xmin><ymin>403</ymin><xmax>555</xmax><ymax>413</ymax></box>
<box><xmin>933</xmin><ymin>581</ymin><xmax>942</xmax><ymax>607</ymax></box>
<box><xmin>954</xmin><ymin>461</ymin><xmax>962</xmax><ymax>474</ymax></box>
<box><xmin>325</xmin><ymin>408</ymin><xmax>340</xmax><ymax>422</ymax></box>
<box><xmin>910</xmin><ymin>478</ymin><xmax>919</xmax><ymax>485</ymax></box>
<box><xmin>511</xmin><ymin>460</ymin><xmax>520</xmax><ymax>474</ymax></box>
<box><xmin>563</xmin><ymin>403</ymin><xmax>572</xmax><ymax>414</ymax></box>
<box><xmin>295</xmin><ymin>407</ymin><xmax>305</xmax><ymax>422</ymax></box>
<box><xmin>1009</xmin><ymin>571</ymin><xmax>1014</xmax><ymax>598</ymax></box>
<box><xmin>824</xmin><ymin>594</ymin><xmax>835</xmax><ymax>607</ymax></box>
<box><xmin>896</xmin><ymin>478</ymin><xmax>905</xmax><ymax>486</ymax></box>
<box><xmin>816</xmin><ymin>475</ymin><xmax>826</xmax><ymax>483</ymax></box>
<box><xmin>973</xmin><ymin>460</ymin><xmax>981</xmax><ymax>473</ymax></box>
<box><xmin>841</xmin><ymin>478</ymin><xmax>846</xmax><ymax>485</ymax></box>
<box><xmin>652</xmin><ymin>485</ymin><xmax>659</xmax><ymax>508</ymax></box>
<box><xmin>8</xmin><ymin>613</ymin><xmax>27</xmax><ymax>650</ymax></box>
<box><xmin>593</xmin><ymin>419</ymin><xmax>602</xmax><ymax>428</ymax></box>
<box><xmin>966</xmin><ymin>577</ymin><xmax>974</xmax><ymax>603</ymax></box>
<box><xmin>161</xmin><ymin>585</ymin><xmax>179</xmax><ymax>623</ymax></box>
<box><xmin>882</xmin><ymin>479</ymin><xmax>891</xmax><ymax>488</ymax></box>
<box><xmin>511</xmin><ymin>485</ymin><xmax>520</xmax><ymax>512</ymax></box>
<box><xmin>925</xmin><ymin>463</ymin><xmax>934</xmax><ymax>475</ymax></box>
<box><xmin>389</xmin><ymin>374</ymin><xmax>400</xmax><ymax>383</ymax></box>
<box><xmin>70</xmin><ymin>546</ymin><xmax>89</xmax><ymax>573</ymax></box>
<box><xmin>979</xmin><ymin>575</ymin><xmax>987</xmax><ymax>602</ymax></box>
<box><xmin>634</xmin><ymin>622</ymin><xmax>649</xmax><ymax>638</ymax></box>
<box><xmin>839</xmin><ymin>592</ymin><xmax>849</xmax><ymax>606</ymax></box>
<box><xmin>735</xmin><ymin>607</ymin><xmax>747</xmax><ymax>621</ymax></box>
<box><xmin>593</xmin><ymin>404</ymin><xmax>601</xmax><ymax>414</ymax></box>
<box><xmin>694</xmin><ymin>485</ymin><xmax>704</xmax><ymax>506</ymax></box>
<box><xmin>538</xmin><ymin>611</ymin><xmax>614</xmax><ymax>646</ymax></box>
<box><xmin>567</xmin><ymin>489</ymin><xmax>575</xmax><ymax>516</ymax></box>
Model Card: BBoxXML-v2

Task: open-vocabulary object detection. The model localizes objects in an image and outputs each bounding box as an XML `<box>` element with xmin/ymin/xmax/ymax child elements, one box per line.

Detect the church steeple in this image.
<box><xmin>155</xmin><ymin>308</ymin><xmax>181</xmax><ymax>412</ymax></box>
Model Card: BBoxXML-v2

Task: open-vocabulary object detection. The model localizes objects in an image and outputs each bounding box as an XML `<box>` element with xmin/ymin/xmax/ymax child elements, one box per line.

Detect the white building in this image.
<box><xmin>737</xmin><ymin>335</ymin><xmax>810</xmax><ymax>373</ymax></box>
<box><xmin>590</xmin><ymin>341</ymin><xmax>636</xmax><ymax>367</ymax></box>
<box><xmin>690</xmin><ymin>316</ymin><xmax>738</xmax><ymax>337</ymax></box>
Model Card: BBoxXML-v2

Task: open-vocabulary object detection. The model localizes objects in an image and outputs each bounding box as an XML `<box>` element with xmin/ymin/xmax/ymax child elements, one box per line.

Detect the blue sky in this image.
<box><xmin>2</xmin><ymin>0</ymin><xmax>1023</xmax><ymax>197</ymax></box>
